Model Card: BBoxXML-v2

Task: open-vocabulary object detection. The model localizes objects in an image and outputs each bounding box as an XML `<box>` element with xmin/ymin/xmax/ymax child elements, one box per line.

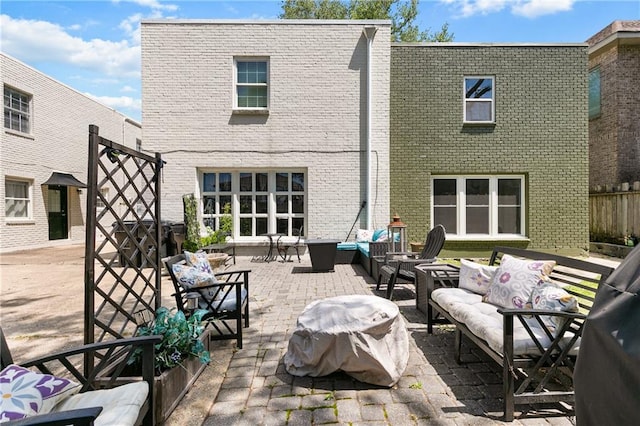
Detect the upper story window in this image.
<box><xmin>464</xmin><ymin>76</ymin><xmax>494</xmax><ymax>124</ymax></box>
<box><xmin>5</xmin><ymin>178</ymin><xmax>32</xmax><ymax>220</ymax></box>
<box><xmin>4</xmin><ymin>86</ymin><xmax>31</xmax><ymax>133</ymax></box>
<box><xmin>234</xmin><ymin>58</ymin><xmax>269</xmax><ymax>111</ymax></box>
<box><xmin>432</xmin><ymin>176</ymin><xmax>524</xmax><ymax>237</ymax></box>
<box><xmin>588</xmin><ymin>67</ymin><xmax>601</xmax><ymax>119</ymax></box>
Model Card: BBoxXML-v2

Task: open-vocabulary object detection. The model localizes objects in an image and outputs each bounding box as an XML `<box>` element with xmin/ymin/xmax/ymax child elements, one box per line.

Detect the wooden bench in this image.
<box><xmin>426</xmin><ymin>246</ymin><xmax>616</xmax><ymax>421</ymax></box>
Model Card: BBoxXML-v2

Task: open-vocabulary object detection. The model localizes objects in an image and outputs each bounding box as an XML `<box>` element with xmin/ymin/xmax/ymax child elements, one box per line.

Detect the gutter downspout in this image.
<box><xmin>363</xmin><ymin>26</ymin><xmax>377</xmax><ymax>229</ymax></box>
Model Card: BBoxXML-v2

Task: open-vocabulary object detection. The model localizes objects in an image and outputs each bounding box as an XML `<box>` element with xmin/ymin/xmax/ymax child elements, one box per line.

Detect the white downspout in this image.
<box><xmin>363</xmin><ymin>26</ymin><xmax>377</xmax><ymax>229</ymax></box>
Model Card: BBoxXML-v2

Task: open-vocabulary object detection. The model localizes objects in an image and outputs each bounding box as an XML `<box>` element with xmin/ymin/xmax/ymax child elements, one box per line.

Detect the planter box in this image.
<box><xmin>97</xmin><ymin>332</ymin><xmax>210</xmax><ymax>424</ymax></box>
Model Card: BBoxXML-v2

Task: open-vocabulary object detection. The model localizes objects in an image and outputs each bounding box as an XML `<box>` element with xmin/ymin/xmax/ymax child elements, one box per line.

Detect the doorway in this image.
<box><xmin>48</xmin><ymin>185</ymin><xmax>68</xmax><ymax>240</ymax></box>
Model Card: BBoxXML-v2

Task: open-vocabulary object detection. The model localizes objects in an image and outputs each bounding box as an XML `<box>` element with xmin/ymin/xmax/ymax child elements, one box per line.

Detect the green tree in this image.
<box><xmin>280</xmin><ymin>0</ymin><xmax>453</xmax><ymax>42</ymax></box>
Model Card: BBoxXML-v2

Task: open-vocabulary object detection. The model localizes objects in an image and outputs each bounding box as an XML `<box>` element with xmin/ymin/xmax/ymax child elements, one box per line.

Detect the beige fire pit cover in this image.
<box><xmin>284</xmin><ymin>294</ymin><xmax>409</xmax><ymax>387</ymax></box>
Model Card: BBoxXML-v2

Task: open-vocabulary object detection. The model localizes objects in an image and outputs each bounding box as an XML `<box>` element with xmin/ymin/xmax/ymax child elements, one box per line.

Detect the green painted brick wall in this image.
<box><xmin>390</xmin><ymin>44</ymin><xmax>589</xmax><ymax>256</ymax></box>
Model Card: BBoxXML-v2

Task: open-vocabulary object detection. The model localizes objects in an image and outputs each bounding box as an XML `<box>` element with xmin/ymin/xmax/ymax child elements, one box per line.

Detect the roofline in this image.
<box><xmin>141</xmin><ymin>19</ymin><xmax>391</xmax><ymax>26</ymax></box>
<box><xmin>1</xmin><ymin>52</ymin><xmax>141</xmax><ymax>128</ymax></box>
<box><xmin>588</xmin><ymin>31</ymin><xmax>640</xmax><ymax>56</ymax></box>
<box><xmin>392</xmin><ymin>42</ymin><xmax>588</xmax><ymax>48</ymax></box>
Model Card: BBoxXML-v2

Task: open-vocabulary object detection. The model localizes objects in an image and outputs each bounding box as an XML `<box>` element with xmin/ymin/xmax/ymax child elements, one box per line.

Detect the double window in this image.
<box><xmin>234</xmin><ymin>58</ymin><xmax>269</xmax><ymax>110</ymax></box>
<box><xmin>464</xmin><ymin>76</ymin><xmax>494</xmax><ymax>123</ymax></box>
<box><xmin>4</xmin><ymin>86</ymin><xmax>31</xmax><ymax>133</ymax></box>
<box><xmin>201</xmin><ymin>171</ymin><xmax>305</xmax><ymax>238</ymax></box>
<box><xmin>432</xmin><ymin>176</ymin><xmax>524</xmax><ymax>237</ymax></box>
<box><xmin>5</xmin><ymin>178</ymin><xmax>32</xmax><ymax>220</ymax></box>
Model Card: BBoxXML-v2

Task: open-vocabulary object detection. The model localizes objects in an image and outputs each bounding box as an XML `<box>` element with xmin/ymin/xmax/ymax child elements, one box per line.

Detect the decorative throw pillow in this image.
<box><xmin>483</xmin><ymin>254</ymin><xmax>555</xmax><ymax>309</ymax></box>
<box><xmin>458</xmin><ymin>259</ymin><xmax>498</xmax><ymax>295</ymax></box>
<box><xmin>171</xmin><ymin>264</ymin><xmax>218</xmax><ymax>303</ymax></box>
<box><xmin>184</xmin><ymin>251</ymin><xmax>213</xmax><ymax>274</ymax></box>
<box><xmin>0</xmin><ymin>364</ymin><xmax>81</xmax><ymax>422</ymax></box>
<box><xmin>372</xmin><ymin>229</ymin><xmax>386</xmax><ymax>241</ymax></box>
<box><xmin>529</xmin><ymin>280</ymin><xmax>579</xmax><ymax>334</ymax></box>
<box><xmin>375</xmin><ymin>232</ymin><xmax>389</xmax><ymax>242</ymax></box>
<box><xmin>355</xmin><ymin>229</ymin><xmax>373</xmax><ymax>242</ymax></box>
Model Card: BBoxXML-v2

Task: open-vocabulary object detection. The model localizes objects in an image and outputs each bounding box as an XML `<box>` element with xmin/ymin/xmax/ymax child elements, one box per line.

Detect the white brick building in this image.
<box><xmin>141</xmin><ymin>20</ymin><xmax>391</xmax><ymax>246</ymax></box>
<box><xmin>1</xmin><ymin>53</ymin><xmax>142</xmax><ymax>252</ymax></box>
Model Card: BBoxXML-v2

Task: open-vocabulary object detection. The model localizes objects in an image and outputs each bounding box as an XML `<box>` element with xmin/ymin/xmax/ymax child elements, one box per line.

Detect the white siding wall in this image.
<box><xmin>1</xmin><ymin>54</ymin><xmax>142</xmax><ymax>252</ymax></box>
<box><xmin>141</xmin><ymin>20</ymin><xmax>390</xmax><ymax>240</ymax></box>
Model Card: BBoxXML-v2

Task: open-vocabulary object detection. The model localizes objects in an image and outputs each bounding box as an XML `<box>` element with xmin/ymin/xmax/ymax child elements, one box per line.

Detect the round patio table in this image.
<box><xmin>284</xmin><ymin>294</ymin><xmax>409</xmax><ymax>387</ymax></box>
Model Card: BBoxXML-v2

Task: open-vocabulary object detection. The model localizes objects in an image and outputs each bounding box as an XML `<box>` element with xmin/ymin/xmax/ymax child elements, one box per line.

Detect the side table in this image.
<box><xmin>414</xmin><ymin>263</ymin><xmax>460</xmax><ymax>329</ymax></box>
<box><xmin>306</xmin><ymin>239</ymin><xmax>341</xmax><ymax>272</ymax></box>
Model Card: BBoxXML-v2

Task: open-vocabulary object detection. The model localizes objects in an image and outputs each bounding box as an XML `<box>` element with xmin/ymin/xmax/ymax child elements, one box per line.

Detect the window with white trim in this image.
<box><xmin>4</xmin><ymin>86</ymin><xmax>31</xmax><ymax>133</ymax></box>
<box><xmin>464</xmin><ymin>76</ymin><xmax>494</xmax><ymax>123</ymax></box>
<box><xmin>96</xmin><ymin>187</ymin><xmax>109</xmax><ymax>210</ymax></box>
<box><xmin>201</xmin><ymin>171</ymin><xmax>305</xmax><ymax>238</ymax></box>
<box><xmin>5</xmin><ymin>178</ymin><xmax>32</xmax><ymax>220</ymax></box>
<box><xmin>432</xmin><ymin>176</ymin><xmax>524</xmax><ymax>237</ymax></box>
<box><xmin>234</xmin><ymin>58</ymin><xmax>269</xmax><ymax>110</ymax></box>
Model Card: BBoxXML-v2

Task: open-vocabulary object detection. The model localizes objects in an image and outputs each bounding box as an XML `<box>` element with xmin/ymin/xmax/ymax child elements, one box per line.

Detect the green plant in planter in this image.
<box><xmin>131</xmin><ymin>307</ymin><xmax>210</xmax><ymax>373</ymax></box>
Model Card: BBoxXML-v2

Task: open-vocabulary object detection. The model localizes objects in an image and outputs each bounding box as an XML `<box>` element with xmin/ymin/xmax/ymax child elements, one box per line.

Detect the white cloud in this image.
<box><xmin>0</xmin><ymin>14</ymin><xmax>140</xmax><ymax>78</ymax></box>
<box><xmin>441</xmin><ymin>0</ymin><xmax>575</xmax><ymax>18</ymax></box>
<box><xmin>512</xmin><ymin>0</ymin><xmax>574</xmax><ymax>18</ymax></box>
<box><xmin>121</xmin><ymin>85</ymin><xmax>137</xmax><ymax>93</ymax></box>
<box><xmin>85</xmin><ymin>92</ymin><xmax>142</xmax><ymax>112</ymax></box>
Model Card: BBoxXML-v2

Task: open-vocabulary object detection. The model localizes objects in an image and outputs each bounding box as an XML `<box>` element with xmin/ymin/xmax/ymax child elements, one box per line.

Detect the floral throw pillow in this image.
<box><xmin>184</xmin><ymin>251</ymin><xmax>213</xmax><ymax>274</ymax></box>
<box><xmin>355</xmin><ymin>229</ymin><xmax>373</xmax><ymax>242</ymax></box>
<box><xmin>0</xmin><ymin>364</ymin><xmax>81</xmax><ymax>422</ymax></box>
<box><xmin>483</xmin><ymin>254</ymin><xmax>555</xmax><ymax>309</ymax></box>
<box><xmin>171</xmin><ymin>264</ymin><xmax>218</xmax><ymax>303</ymax></box>
<box><xmin>529</xmin><ymin>280</ymin><xmax>579</xmax><ymax>334</ymax></box>
<box><xmin>458</xmin><ymin>259</ymin><xmax>498</xmax><ymax>295</ymax></box>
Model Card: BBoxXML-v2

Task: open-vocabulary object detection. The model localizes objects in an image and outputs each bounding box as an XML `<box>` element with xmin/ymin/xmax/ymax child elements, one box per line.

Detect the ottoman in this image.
<box><xmin>284</xmin><ymin>294</ymin><xmax>409</xmax><ymax>387</ymax></box>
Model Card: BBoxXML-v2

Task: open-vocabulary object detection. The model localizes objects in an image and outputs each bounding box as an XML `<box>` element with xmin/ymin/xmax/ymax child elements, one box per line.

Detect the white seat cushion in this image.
<box><xmin>432</xmin><ymin>288</ymin><xmax>579</xmax><ymax>356</ymax></box>
<box><xmin>52</xmin><ymin>382</ymin><xmax>148</xmax><ymax>426</ymax></box>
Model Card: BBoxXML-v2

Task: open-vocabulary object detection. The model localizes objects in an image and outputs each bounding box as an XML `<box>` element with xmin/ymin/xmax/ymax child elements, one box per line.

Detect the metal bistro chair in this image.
<box><xmin>277</xmin><ymin>226</ymin><xmax>304</xmax><ymax>262</ymax></box>
<box><xmin>377</xmin><ymin>224</ymin><xmax>446</xmax><ymax>300</ymax></box>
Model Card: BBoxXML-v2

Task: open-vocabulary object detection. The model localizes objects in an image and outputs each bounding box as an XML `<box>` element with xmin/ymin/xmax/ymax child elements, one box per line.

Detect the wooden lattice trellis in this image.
<box><xmin>84</xmin><ymin>125</ymin><xmax>163</xmax><ymax>353</ymax></box>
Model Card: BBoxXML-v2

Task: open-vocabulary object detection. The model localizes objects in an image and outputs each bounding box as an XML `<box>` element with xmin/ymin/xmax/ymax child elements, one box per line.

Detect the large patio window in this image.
<box><xmin>5</xmin><ymin>178</ymin><xmax>32</xmax><ymax>220</ymax></box>
<box><xmin>432</xmin><ymin>176</ymin><xmax>524</xmax><ymax>237</ymax></box>
<box><xmin>201</xmin><ymin>170</ymin><xmax>305</xmax><ymax>238</ymax></box>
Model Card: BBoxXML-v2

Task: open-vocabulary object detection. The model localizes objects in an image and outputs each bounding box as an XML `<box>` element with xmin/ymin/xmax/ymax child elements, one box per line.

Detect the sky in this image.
<box><xmin>2</xmin><ymin>0</ymin><xmax>639</xmax><ymax>122</ymax></box>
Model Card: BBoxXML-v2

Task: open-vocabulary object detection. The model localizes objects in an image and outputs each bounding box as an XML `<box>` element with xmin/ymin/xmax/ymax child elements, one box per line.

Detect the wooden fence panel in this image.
<box><xmin>590</xmin><ymin>191</ymin><xmax>640</xmax><ymax>239</ymax></box>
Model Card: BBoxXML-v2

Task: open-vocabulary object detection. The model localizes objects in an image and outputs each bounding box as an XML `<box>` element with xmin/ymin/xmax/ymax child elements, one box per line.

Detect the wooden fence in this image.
<box><xmin>589</xmin><ymin>190</ymin><xmax>640</xmax><ymax>240</ymax></box>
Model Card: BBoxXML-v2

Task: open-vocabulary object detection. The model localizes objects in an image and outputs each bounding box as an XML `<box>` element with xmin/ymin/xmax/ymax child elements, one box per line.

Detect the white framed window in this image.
<box><xmin>432</xmin><ymin>176</ymin><xmax>524</xmax><ymax>237</ymax></box>
<box><xmin>588</xmin><ymin>67</ymin><xmax>601</xmax><ymax>119</ymax></box>
<box><xmin>96</xmin><ymin>187</ymin><xmax>109</xmax><ymax>210</ymax></box>
<box><xmin>464</xmin><ymin>76</ymin><xmax>494</xmax><ymax>123</ymax></box>
<box><xmin>234</xmin><ymin>58</ymin><xmax>269</xmax><ymax>111</ymax></box>
<box><xmin>4</xmin><ymin>86</ymin><xmax>31</xmax><ymax>133</ymax></box>
<box><xmin>5</xmin><ymin>178</ymin><xmax>32</xmax><ymax>220</ymax></box>
<box><xmin>201</xmin><ymin>170</ymin><xmax>305</xmax><ymax>238</ymax></box>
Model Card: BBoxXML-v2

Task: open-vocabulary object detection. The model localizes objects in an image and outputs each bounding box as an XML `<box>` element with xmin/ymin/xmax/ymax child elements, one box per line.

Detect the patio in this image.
<box><xmin>0</xmin><ymin>244</ymin><xmax>580</xmax><ymax>425</ymax></box>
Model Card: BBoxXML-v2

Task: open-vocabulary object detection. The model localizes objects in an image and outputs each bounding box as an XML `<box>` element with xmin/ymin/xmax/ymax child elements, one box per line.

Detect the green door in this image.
<box><xmin>48</xmin><ymin>185</ymin><xmax>68</xmax><ymax>240</ymax></box>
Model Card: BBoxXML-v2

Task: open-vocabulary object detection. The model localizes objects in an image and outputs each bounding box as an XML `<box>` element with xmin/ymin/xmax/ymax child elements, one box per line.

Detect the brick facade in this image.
<box><xmin>141</xmin><ymin>20</ymin><xmax>391</xmax><ymax>241</ymax></box>
<box><xmin>1</xmin><ymin>54</ymin><xmax>141</xmax><ymax>252</ymax></box>
<box><xmin>390</xmin><ymin>44</ymin><xmax>589</xmax><ymax>256</ymax></box>
<box><xmin>587</xmin><ymin>21</ymin><xmax>640</xmax><ymax>190</ymax></box>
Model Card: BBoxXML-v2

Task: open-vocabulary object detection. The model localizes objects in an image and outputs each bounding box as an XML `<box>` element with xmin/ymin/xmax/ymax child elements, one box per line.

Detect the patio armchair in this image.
<box><xmin>377</xmin><ymin>224</ymin><xmax>446</xmax><ymax>300</ymax></box>
<box><xmin>0</xmin><ymin>326</ymin><xmax>160</xmax><ymax>426</ymax></box>
<box><xmin>164</xmin><ymin>253</ymin><xmax>250</xmax><ymax>349</ymax></box>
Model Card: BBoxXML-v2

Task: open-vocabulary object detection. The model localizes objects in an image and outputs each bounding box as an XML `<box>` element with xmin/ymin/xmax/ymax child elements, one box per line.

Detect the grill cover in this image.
<box><xmin>574</xmin><ymin>245</ymin><xmax>640</xmax><ymax>425</ymax></box>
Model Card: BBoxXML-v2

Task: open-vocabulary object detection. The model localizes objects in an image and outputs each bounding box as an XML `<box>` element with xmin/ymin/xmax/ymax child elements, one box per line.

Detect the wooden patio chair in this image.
<box><xmin>164</xmin><ymin>254</ymin><xmax>250</xmax><ymax>349</ymax></box>
<box><xmin>377</xmin><ymin>224</ymin><xmax>446</xmax><ymax>300</ymax></box>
